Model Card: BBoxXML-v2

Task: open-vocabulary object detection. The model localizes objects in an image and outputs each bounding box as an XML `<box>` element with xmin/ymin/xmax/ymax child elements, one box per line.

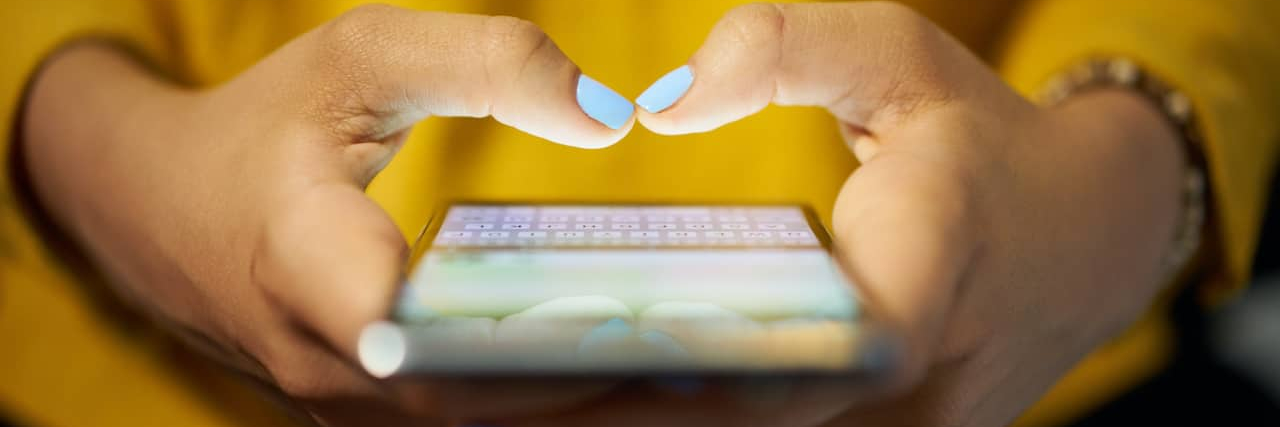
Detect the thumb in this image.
<box><xmin>258</xmin><ymin>4</ymin><xmax>641</xmax><ymax>354</ymax></box>
<box><xmin>634</xmin><ymin>3</ymin><xmax>964</xmax><ymax>136</ymax></box>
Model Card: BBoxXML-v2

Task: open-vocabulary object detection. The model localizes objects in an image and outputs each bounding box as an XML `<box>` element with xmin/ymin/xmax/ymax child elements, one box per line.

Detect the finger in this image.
<box><xmin>247</xmin><ymin>183</ymin><xmax>408</xmax><ymax>410</ymax></box>
<box><xmin>494</xmin><ymin>295</ymin><xmax>635</xmax><ymax>364</ymax></box>
<box><xmin>257</xmin><ymin>183</ymin><xmax>407</xmax><ymax>360</ymax></box>
<box><xmin>636</xmin><ymin>2</ymin><xmax>967</xmax><ymax>136</ymax></box>
<box><xmin>830</xmin><ymin>140</ymin><xmax>979</xmax><ymax>391</ymax></box>
<box><xmin>819</xmin><ymin>349</ymin><xmax>1013</xmax><ymax>427</ymax></box>
<box><xmin>294</xmin><ymin>4</ymin><xmax>633</xmax><ymax>165</ymax></box>
<box><xmin>262</xmin><ymin>4</ymin><xmax>639</xmax><ymax>346</ymax></box>
<box><xmin>256</xmin><ymin>184</ymin><xmax>617</xmax><ymax>417</ymax></box>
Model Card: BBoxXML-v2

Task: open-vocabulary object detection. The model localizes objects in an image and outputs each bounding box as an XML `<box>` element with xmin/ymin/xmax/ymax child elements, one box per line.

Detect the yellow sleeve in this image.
<box><xmin>997</xmin><ymin>0</ymin><xmax>1280</xmax><ymax>305</ymax></box>
<box><xmin>0</xmin><ymin>3</ymin><xmax>302</xmax><ymax>427</ymax></box>
<box><xmin>1</xmin><ymin>3</ymin><xmax>166</xmax><ymax>252</ymax></box>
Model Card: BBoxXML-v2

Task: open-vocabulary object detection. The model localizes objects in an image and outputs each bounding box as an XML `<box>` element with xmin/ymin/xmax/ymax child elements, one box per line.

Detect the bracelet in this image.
<box><xmin>1039</xmin><ymin>57</ymin><xmax>1207</xmax><ymax>281</ymax></box>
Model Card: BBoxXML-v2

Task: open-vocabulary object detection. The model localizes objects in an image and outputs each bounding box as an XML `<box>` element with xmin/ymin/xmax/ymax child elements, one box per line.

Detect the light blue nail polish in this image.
<box><xmin>639</xmin><ymin>330</ymin><xmax>690</xmax><ymax>359</ymax></box>
<box><xmin>576</xmin><ymin>75</ymin><xmax>634</xmax><ymax>130</ymax></box>
<box><xmin>636</xmin><ymin>65</ymin><xmax>694</xmax><ymax>113</ymax></box>
<box><xmin>578</xmin><ymin>317</ymin><xmax>634</xmax><ymax>354</ymax></box>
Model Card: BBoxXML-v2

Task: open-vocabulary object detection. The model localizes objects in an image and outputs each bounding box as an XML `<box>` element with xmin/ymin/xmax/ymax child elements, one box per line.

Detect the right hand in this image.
<box><xmin>20</xmin><ymin>4</ymin><xmax>634</xmax><ymax>425</ymax></box>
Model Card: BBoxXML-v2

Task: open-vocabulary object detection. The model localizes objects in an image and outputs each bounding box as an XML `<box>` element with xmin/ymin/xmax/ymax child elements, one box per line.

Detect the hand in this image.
<box><xmin>505</xmin><ymin>3</ymin><xmax>1187</xmax><ymax>426</ymax></box>
<box><xmin>19</xmin><ymin>4</ymin><xmax>638</xmax><ymax>425</ymax></box>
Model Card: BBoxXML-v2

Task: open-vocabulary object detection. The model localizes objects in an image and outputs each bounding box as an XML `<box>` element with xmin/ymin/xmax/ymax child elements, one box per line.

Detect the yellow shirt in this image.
<box><xmin>2</xmin><ymin>1</ymin><xmax>1278</xmax><ymax>426</ymax></box>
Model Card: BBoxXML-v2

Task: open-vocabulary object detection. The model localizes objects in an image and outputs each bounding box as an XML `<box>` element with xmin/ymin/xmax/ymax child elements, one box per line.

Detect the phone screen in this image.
<box><xmin>360</xmin><ymin>203</ymin><xmax>884</xmax><ymax>377</ymax></box>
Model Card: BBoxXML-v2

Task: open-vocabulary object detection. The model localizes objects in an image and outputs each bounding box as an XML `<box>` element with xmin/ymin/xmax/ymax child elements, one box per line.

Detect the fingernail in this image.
<box><xmin>578</xmin><ymin>317</ymin><xmax>634</xmax><ymax>354</ymax></box>
<box><xmin>636</xmin><ymin>65</ymin><xmax>694</xmax><ymax>113</ymax></box>
<box><xmin>639</xmin><ymin>330</ymin><xmax>690</xmax><ymax>359</ymax></box>
<box><xmin>859</xmin><ymin>332</ymin><xmax>904</xmax><ymax>378</ymax></box>
<box><xmin>576</xmin><ymin>74</ymin><xmax>634</xmax><ymax>130</ymax></box>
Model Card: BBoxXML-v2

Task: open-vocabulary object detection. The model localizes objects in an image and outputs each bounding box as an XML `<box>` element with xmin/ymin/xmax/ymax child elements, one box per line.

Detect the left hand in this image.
<box><xmin>495</xmin><ymin>2</ymin><xmax>1188</xmax><ymax>426</ymax></box>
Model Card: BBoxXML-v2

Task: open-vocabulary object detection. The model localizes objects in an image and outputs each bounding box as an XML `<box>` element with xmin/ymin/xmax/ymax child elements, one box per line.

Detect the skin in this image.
<box><xmin>18</xmin><ymin>2</ymin><xmax>1186</xmax><ymax>427</ymax></box>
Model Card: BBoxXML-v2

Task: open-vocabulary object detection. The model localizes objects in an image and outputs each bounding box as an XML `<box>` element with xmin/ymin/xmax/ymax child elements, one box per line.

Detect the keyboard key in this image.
<box><xmin>754</xmin><ymin>215</ymin><xmax>798</xmax><ymax>222</ymax></box>
<box><xmin>440</xmin><ymin>204</ymin><xmax>815</xmax><ymax>249</ymax></box>
<box><xmin>662</xmin><ymin>208</ymin><xmax>710</xmax><ymax>215</ymax></box>
<box><xmin>457</xmin><ymin>215</ymin><xmax>495</xmax><ymax>222</ymax></box>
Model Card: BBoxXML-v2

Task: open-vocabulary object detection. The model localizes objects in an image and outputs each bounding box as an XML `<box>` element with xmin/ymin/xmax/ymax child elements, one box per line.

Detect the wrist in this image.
<box><xmin>20</xmin><ymin>43</ymin><xmax>192</xmax><ymax>239</ymax></box>
<box><xmin>1040</xmin><ymin>56</ymin><xmax>1211</xmax><ymax>284</ymax></box>
<box><xmin>1052</xmin><ymin>88</ymin><xmax>1192</xmax><ymax>285</ymax></box>
<box><xmin>1058</xmin><ymin>88</ymin><xmax>1182</xmax><ymax>151</ymax></box>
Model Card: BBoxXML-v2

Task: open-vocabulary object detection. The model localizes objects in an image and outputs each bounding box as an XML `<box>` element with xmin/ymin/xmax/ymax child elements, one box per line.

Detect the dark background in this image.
<box><xmin>1074</xmin><ymin>168</ymin><xmax>1280</xmax><ymax>426</ymax></box>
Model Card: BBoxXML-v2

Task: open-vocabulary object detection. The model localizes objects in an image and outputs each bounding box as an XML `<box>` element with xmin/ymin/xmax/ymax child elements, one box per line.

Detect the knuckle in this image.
<box><xmin>858</xmin><ymin>2</ymin><xmax>955</xmax><ymax>118</ymax></box>
<box><xmin>484</xmin><ymin>15</ymin><xmax>550</xmax><ymax>48</ymax></box>
<box><xmin>480</xmin><ymin>15</ymin><xmax>556</xmax><ymax>113</ymax></box>
<box><xmin>864</xmin><ymin>1</ymin><xmax>926</xmax><ymax>25</ymax></box>
<box><xmin>862</xmin><ymin>1</ymin><xmax>939</xmax><ymax>52</ymax></box>
<box><xmin>323</xmin><ymin>4</ymin><xmax>396</xmax><ymax>56</ymax></box>
<box><xmin>307</xmin><ymin>4</ymin><xmax>408</xmax><ymax>139</ymax></box>
<box><xmin>482</xmin><ymin>15</ymin><xmax>554</xmax><ymax>75</ymax></box>
<box><xmin>716</xmin><ymin>3</ymin><xmax>786</xmax><ymax>48</ymax></box>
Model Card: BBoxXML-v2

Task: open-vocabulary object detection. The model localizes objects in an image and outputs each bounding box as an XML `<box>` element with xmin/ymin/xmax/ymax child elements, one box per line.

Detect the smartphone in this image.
<box><xmin>358</xmin><ymin>202</ymin><xmax>897</xmax><ymax>378</ymax></box>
